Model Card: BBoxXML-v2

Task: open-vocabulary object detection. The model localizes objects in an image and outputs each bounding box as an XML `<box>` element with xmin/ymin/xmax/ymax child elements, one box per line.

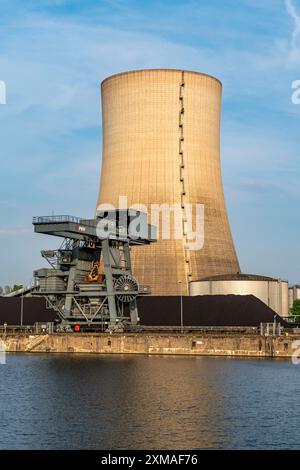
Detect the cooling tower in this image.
<box><xmin>97</xmin><ymin>69</ymin><xmax>240</xmax><ymax>295</ymax></box>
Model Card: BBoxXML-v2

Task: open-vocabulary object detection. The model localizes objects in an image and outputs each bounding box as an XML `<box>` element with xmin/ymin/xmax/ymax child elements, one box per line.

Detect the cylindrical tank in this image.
<box><xmin>289</xmin><ymin>285</ymin><xmax>300</xmax><ymax>310</ymax></box>
<box><xmin>97</xmin><ymin>69</ymin><xmax>240</xmax><ymax>295</ymax></box>
<box><xmin>189</xmin><ymin>274</ymin><xmax>289</xmax><ymax>317</ymax></box>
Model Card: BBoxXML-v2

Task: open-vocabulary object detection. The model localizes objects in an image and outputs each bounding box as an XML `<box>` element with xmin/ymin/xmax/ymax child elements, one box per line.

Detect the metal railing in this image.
<box><xmin>127</xmin><ymin>325</ymin><xmax>260</xmax><ymax>334</ymax></box>
<box><xmin>0</xmin><ymin>323</ymin><xmax>54</xmax><ymax>335</ymax></box>
<box><xmin>0</xmin><ymin>325</ymin><xmax>37</xmax><ymax>335</ymax></box>
<box><xmin>33</xmin><ymin>215</ymin><xmax>82</xmax><ymax>224</ymax></box>
<box><xmin>1</xmin><ymin>324</ymin><xmax>298</xmax><ymax>336</ymax></box>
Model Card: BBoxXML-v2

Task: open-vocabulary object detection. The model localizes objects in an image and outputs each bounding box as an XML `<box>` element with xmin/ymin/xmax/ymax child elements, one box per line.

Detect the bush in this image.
<box><xmin>291</xmin><ymin>299</ymin><xmax>300</xmax><ymax>318</ymax></box>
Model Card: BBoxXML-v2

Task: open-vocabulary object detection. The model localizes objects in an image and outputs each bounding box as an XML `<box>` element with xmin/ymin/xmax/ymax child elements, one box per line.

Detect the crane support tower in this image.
<box><xmin>32</xmin><ymin>210</ymin><xmax>156</xmax><ymax>331</ymax></box>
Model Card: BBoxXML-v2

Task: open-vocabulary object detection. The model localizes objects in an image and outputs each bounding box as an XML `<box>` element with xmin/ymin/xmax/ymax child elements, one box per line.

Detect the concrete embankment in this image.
<box><xmin>1</xmin><ymin>332</ymin><xmax>299</xmax><ymax>358</ymax></box>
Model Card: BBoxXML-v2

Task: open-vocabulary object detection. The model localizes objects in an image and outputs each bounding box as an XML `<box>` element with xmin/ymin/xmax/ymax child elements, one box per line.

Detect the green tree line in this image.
<box><xmin>0</xmin><ymin>285</ymin><xmax>23</xmax><ymax>296</ymax></box>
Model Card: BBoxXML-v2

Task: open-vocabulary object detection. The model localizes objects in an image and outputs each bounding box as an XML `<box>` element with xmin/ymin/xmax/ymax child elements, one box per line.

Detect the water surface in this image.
<box><xmin>0</xmin><ymin>354</ymin><xmax>299</xmax><ymax>449</ymax></box>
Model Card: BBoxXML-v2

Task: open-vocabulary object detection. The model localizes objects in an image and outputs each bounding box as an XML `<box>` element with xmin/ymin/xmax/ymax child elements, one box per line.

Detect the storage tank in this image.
<box><xmin>289</xmin><ymin>285</ymin><xmax>300</xmax><ymax>310</ymax></box>
<box><xmin>97</xmin><ymin>69</ymin><xmax>240</xmax><ymax>295</ymax></box>
<box><xmin>189</xmin><ymin>274</ymin><xmax>289</xmax><ymax>317</ymax></box>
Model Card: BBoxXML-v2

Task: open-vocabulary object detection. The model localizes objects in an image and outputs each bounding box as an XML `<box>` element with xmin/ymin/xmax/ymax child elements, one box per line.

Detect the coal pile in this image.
<box><xmin>0</xmin><ymin>295</ymin><xmax>289</xmax><ymax>327</ymax></box>
<box><xmin>137</xmin><ymin>295</ymin><xmax>288</xmax><ymax>327</ymax></box>
<box><xmin>0</xmin><ymin>298</ymin><xmax>59</xmax><ymax>325</ymax></box>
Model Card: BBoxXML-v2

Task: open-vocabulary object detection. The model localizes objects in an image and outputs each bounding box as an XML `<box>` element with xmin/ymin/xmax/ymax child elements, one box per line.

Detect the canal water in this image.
<box><xmin>0</xmin><ymin>354</ymin><xmax>299</xmax><ymax>449</ymax></box>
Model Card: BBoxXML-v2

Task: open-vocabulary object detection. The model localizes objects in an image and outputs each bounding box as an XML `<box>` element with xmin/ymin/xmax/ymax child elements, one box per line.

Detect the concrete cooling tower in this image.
<box><xmin>97</xmin><ymin>69</ymin><xmax>240</xmax><ymax>295</ymax></box>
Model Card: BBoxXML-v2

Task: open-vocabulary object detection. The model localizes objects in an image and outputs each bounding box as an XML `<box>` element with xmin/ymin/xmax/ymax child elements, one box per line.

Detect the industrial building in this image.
<box><xmin>190</xmin><ymin>274</ymin><xmax>289</xmax><ymax>317</ymax></box>
<box><xmin>289</xmin><ymin>285</ymin><xmax>300</xmax><ymax>311</ymax></box>
<box><xmin>2</xmin><ymin>68</ymin><xmax>295</xmax><ymax>330</ymax></box>
<box><xmin>97</xmin><ymin>69</ymin><xmax>240</xmax><ymax>296</ymax></box>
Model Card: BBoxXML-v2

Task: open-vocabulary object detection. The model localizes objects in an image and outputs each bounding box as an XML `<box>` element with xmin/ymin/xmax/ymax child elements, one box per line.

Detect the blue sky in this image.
<box><xmin>0</xmin><ymin>0</ymin><xmax>299</xmax><ymax>287</ymax></box>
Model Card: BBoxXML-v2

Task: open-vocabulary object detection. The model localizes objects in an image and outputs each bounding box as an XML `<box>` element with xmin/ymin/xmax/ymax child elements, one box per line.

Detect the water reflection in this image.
<box><xmin>0</xmin><ymin>354</ymin><xmax>299</xmax><ymax>449</ymax></box>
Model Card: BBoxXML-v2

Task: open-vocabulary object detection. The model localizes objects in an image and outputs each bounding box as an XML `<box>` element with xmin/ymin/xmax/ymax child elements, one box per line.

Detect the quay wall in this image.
<box><xmin>1</xmin><ymin>333</ymin><xmax>299</xmax><ymax>358</ymax></box>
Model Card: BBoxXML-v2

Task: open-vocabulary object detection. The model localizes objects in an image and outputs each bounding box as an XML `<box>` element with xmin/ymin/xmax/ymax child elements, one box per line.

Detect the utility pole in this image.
<box><xmin>20</xmin><ymin>292</ymin><xmax>24</xmax><ymax>327</ymax></box>
<box><xmin>178</xmin><ymin>280</ymin><xmax>183</xmax><ymax>333</ymax></box>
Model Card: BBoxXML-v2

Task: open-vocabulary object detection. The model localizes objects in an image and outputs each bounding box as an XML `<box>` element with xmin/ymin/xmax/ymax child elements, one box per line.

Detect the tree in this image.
<box><xmin>11</xmin><ymin>284</ymin><xmax>23</xmax><ymax>292</ymax></box>
<box><xmin>0</xmin><ymin>286</ymin><xmax>3</xmax><ymax>296</ymax></box>
<box><xmin>291</xmin><ymin>299</ymin><xmax>300</xmax><ymax>319</ymax></box>
<box><xmin>4</xmin><ymin>286</ymin><xmax>11</xmax><ymax>295</ymax></box>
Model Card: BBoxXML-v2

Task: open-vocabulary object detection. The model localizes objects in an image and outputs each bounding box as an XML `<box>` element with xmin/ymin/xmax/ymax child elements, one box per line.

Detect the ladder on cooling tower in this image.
<box><xmin>178</xmin><ymin>71</ymin><xmax>192</xmax><ymax>285</ymax></box>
